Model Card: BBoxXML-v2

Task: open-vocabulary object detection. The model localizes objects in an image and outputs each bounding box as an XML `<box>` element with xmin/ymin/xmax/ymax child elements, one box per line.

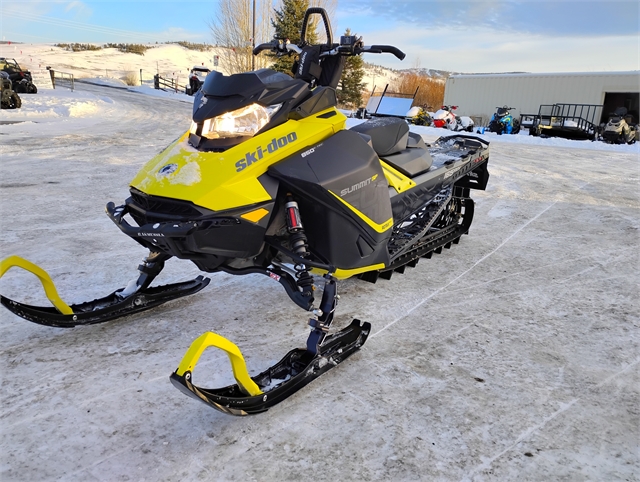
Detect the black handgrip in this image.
<box><xmin>369</xmin><ymin>45</ymin><xmax>405</xmax><ymax>60</ymax></box>
<box><xmin>301</xmin><ymin>7</ymin><xmax>332</xmax><ymax>47</ymax></box>
<box><xmin>253</xmin><ymin>42</ymin><xmax>276</xmax><ymax>55</ymax></box>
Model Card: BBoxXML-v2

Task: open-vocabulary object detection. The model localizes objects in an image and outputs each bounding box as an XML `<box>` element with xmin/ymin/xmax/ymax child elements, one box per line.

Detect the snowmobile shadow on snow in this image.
<box><xmin>0</xmin><ymin>8</ymin><xmax>490</xmax><ymax>415</ymax></box>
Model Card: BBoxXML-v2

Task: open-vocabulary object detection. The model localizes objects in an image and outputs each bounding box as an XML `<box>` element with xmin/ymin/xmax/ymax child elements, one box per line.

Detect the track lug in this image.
<box><xmin>407</xmin><ymin>259</ymin><xmax>419</xmax><ymax>268</ymax></box>
<box><xmin>394</xmin><ymin>265</ymin><xmax>406</xmax><ymax>274</ymax></box>
<box><xmin>444</xmin><ymin>242</ymin><xmax>452</xmax><ymax>249</ymax></box>
<box><xmin>453</xmin><ymin>237</ymin><xmax>460</xmax><ymax>244</ymax></box>
<box><xmin>379</xmin><ymin>270</ymin><xmax>393</xmax><ymax>280</ymax></box>
<box><xmin>422</xmin><ymin>251</ymin><xmax>433</xmax><ymax>259</ymax></box>
<box><xmin>358</xmin><ymin>271</ymin><xmax>379</xmax><ymax>284</ymax></box>
<box><xmin>434</xmin><ymin>247</ymin><xmax>443</xmax><ymax>254</ymax></box>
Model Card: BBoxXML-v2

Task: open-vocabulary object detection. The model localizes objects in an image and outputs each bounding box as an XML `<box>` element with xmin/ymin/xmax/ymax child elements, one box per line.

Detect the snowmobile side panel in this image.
<box><xmin>269</xmin><ymin>130</ymin><xmax>393</xmax><ymax>227</ymax></box>
<box><xmin>268</xmin><ymin>130</ymin><xmax>393</xmax><ymax>269</ymax></box>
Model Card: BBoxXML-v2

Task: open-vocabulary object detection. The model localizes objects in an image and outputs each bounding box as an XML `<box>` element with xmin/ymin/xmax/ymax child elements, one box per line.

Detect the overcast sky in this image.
<box><xmin>2</xmin><ymin>0</ymin><xmax>639</xmax><ymax>73</ymax></box>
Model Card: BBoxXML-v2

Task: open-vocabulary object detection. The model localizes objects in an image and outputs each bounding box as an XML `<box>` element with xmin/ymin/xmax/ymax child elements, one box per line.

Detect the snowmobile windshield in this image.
<box><xmin>200</xmin><ymin>69</ymin><xmax>293</xmax><ymax>98</ymax></box>
<box><xmin>193</xmin><ymin>69</ymin><xmax>308</xmax><ymax>123</ymax></box>
<box><xmin>496</xmin><ymin>108</ymin><xmax>508</xmax><ymax>116</ymax></box>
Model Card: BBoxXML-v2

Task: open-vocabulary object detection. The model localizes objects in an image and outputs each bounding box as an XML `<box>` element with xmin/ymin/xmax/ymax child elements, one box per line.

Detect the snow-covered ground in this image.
<box><xmin>0</xmin><ymin>81</ymin><xmax>638</xmax><ymax>481</ymax></box>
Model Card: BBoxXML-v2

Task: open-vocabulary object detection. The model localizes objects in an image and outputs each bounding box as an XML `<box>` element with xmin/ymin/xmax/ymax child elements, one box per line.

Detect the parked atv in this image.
<box><xmin>0</xmin><ymin>57</ymin><xmax>37</xmax><ymax>94</ymax></box>
<box><xmin>488</xmin><ymin>105</ymin><xmax>520</xmax><ymax>135</ymax></box>
<box><xmin>432</xmin><ymin>105</ymin><xmax>474</xmax><ymax>132</ymax></box>
<box><xmin>601</xmin><ymin>107</ymin><xmax>636</xmax><ymax>144</ymax></box>
<box><xmin>0</xmin><ymin>71</ymin><xmax>21</xmax><ymax>109</ymax></box>
<box><xmin>185</xmin><ymin>66</ymin><xmax>211</xmax><ymax>96</ymax></box>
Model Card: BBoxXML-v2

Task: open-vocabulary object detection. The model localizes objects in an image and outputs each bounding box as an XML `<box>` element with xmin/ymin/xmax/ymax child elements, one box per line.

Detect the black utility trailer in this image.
<box><xmin>521</xmin><ymin>103</ymin><xmax>602</xmax><ymax>140</ymax></box>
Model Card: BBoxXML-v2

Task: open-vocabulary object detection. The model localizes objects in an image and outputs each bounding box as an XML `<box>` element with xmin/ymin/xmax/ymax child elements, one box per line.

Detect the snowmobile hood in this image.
<box><xmin>129</xmin><ymin>109</ymin><xmax>345</xmax><ymax>212</ymax></box>
<box><xmin>193</xmin><ymin>69</ymin><xmax>309</xmax><ymax>123</ymax></box>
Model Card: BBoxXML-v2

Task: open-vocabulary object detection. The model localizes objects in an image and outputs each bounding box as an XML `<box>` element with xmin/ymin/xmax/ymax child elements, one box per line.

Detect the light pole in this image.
<box><xmin>251</xmin><ymin>0</ymin><xmax>256</xmax><ymax>71</ymax></box>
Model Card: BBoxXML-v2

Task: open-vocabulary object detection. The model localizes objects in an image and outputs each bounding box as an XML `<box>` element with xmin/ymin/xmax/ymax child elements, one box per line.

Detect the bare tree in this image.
<box><xmin>209</xmin><ymin>0</ymin><xmax>273</xmax><ymax>74</ymax></box>
<box><xmin>210</xmin><ymin>0</ymin><xmax>338</xmax><ymax>75</ymax></box>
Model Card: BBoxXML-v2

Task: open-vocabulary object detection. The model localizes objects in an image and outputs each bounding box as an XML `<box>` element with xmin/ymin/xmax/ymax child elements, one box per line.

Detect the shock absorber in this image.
<box><xmin>285</xmin><ymin>194</ymin><xmax>314</xmax><ymax>297</ymax></box>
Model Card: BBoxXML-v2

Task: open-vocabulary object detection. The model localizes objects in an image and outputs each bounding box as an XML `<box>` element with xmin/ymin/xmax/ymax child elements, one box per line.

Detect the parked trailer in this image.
<box><xmin>524</xmin><ymin>103</ymin><xmax>603</xmax><ymax>140</ymax></box>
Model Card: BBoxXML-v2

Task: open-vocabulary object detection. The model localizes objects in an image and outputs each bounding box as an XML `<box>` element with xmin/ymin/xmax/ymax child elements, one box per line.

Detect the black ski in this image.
<box><xmin>170</xmin><ymin>318</ymin><xmax>370</xmax><ymax>416</ymax></box>
<box><xmin>0</xmin><ymin>276</ymin><xmax>210</xmax><ymax>328</ymax></box>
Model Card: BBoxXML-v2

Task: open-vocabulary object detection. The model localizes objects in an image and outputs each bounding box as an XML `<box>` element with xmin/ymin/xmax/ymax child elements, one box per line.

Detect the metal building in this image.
<box><xmin>443</xmin><ymin>71</ymin><xmax>639</xmax><ymax>126</ymax></box>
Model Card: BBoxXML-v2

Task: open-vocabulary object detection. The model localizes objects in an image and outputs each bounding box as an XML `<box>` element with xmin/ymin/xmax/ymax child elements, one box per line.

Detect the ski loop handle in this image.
<box><xmin>0</xmin><ymin>255</ymin><xmax>74</xmax><ymax>315</ymax></box>
<box><xmin>175</xmin><ymin>331</ymin><xmax>263</xmax><ymax>397</ymax></box>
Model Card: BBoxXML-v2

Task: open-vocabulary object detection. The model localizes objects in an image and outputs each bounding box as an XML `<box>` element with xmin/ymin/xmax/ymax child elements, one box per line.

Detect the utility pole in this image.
<box><xmin>251</xmin><ymin>0</ymin><xmax>256</xmax><ymax>71</ymax></box>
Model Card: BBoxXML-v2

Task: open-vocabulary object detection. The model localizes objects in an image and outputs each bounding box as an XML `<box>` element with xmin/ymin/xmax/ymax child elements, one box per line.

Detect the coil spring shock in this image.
<box><xmin>285</xmin><ymin>194</ymin><xmax>313</xmax><ymax>295</ymax></box>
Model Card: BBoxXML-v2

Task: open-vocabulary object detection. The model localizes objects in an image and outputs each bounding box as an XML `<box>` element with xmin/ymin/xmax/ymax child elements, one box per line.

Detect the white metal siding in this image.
<box><xmin>443</xmin><ymin>72</ymin><xmax>640</xmax><ymax>124</ymax></box>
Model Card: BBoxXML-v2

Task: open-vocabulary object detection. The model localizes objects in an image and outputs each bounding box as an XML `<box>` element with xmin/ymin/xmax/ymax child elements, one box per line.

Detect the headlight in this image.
<box><xmin>190</xmin><ymin>103</ymin><xmax>282</xmax><ymax>139</ymax></box>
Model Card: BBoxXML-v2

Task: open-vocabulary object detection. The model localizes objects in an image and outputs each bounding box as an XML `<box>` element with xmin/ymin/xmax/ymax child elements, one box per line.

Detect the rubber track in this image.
<box><xmin>358</xmin><ymin>196</ymin><xmax>474</xmax><ymax>283</ymax></box>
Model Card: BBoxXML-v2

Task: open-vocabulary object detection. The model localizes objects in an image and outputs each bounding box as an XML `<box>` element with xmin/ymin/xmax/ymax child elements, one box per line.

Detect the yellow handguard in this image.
<box><xmin>175</xmin><ymin>332</ymin><xmax>263</xmax><ymax>397</ymax></box>
<box><xmin>0</xmin><ymin>255</ymin><xmax>74</xmax><ymax>315</ymax></box>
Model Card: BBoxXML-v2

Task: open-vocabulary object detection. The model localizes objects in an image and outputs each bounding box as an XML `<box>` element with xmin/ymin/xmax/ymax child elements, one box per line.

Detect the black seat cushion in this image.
<box><xmin>350</xmin><ymin>117</ymin><xmax>409</xmax><ymax>156</ymax></box>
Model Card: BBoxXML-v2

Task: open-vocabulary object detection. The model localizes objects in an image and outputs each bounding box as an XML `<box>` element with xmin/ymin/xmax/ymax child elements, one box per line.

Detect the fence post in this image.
<box><xmin>154</xmin><ymin>74</ymin><xmax>159</xmax><ymax>90</ymax></box>
<box><xmin>49</xmin><ymin>68</ymin><xmax>56</xmax><ymax>89</ymax></box>
<box><xmin>140</xmin><ymin>68</ymin><xmax>143</xmax><ymax>86</ymax></box>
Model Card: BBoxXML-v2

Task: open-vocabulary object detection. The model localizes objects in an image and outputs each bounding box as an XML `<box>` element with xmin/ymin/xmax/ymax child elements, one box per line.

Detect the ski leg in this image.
<box><xmin>306</xmin><ymin>275</ymin><xmax>338</xmax><ymax>354</ymax></box>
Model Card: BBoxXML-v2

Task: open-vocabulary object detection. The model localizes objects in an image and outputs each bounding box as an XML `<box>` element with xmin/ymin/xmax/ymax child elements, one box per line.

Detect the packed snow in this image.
<box><xmin>0</xmin><ymin>45</ymin><xmax>638</xmax><ymax>482</ymax></box>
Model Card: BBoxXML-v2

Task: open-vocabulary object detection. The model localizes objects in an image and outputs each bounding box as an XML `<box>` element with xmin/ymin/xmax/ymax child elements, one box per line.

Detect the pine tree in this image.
<box><xmin>337</xmin><ymin>29</ymin><xmax>366</xmax><ymax>108</ymax></box>
<box><xmin>270</xmin><ymin>0</ymin><xmax>318</xmax><ymax>76</ymax></box>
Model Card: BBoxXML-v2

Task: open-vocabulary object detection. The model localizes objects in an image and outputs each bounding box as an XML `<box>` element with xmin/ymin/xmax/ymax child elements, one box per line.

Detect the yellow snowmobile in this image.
<box><xmin>0</xmin><ymin>8</ymin><xmax>490</xmax><ymax>415</ymax></box>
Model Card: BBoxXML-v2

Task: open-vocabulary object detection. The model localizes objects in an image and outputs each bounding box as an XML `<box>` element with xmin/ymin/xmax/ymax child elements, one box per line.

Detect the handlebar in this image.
<box><xmin>253</xmin><ymin>41</ymin><xmax>406</xmax><ymax>62</ymax></box>
<box><xmin>365</xmin><ymin>45</ymin><xmax>406</xmax><ymax>60</ymax></box>
<box><xmin>253</xmin><ymin>40</ymin><xmax>284</xmax><ymax>55</ymax></box>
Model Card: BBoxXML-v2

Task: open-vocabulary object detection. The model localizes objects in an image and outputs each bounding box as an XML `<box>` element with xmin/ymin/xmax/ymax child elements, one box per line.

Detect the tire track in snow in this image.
<box><xmin>370</xmin><ymin>179</ymin><xmax>595</xmax><ymax>339</ymax></box>
<box><xmin>460</xmin><ymin>357</ymin><xmax>640</xmax><ymax>481</ymax></box>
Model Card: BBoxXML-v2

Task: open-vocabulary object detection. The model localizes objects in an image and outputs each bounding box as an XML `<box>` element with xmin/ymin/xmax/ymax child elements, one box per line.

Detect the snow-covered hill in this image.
<box><xmin>0</xmin><ymin>43</ymin><xmax>224</xmax><ymax>86</ymax></box>
<box><xmin>1</xmin><ymin>42</ymin><xmax>422</xmax><ymax>93</ymax></box>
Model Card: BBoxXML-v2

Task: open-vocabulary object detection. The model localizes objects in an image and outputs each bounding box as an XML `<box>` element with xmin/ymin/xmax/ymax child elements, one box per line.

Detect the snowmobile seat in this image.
<box><xmin>350</xmin><ymin>117</ymin><xmax>410</xmax><ymax>156</ymax></box>
<box><xmin>380</xmin><ymin>132</ymin><xmax>433</xmax><ymax>177</ymax></box>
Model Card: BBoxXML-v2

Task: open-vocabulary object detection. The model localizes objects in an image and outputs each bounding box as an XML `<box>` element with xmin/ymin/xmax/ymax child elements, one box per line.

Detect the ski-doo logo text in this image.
<box><xmin>340</xmin><ymin>174</ymin><xmax>378</xmax><ymax>197</ymax></box>
<box><xmin>298</xmin><ymin>52</ymin><xmax>307</xmax><ymax>76</ymax></box>
<box><xmin>235</xmin><ymin>132</ymin><xmax>298</xmax><ymax>172</ymax></box>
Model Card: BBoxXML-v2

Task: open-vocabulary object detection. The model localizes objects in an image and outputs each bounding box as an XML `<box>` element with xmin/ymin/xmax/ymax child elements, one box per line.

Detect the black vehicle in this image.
<box><xmin>0</xmin><ymin>57</ymin><xmax>37</xmax><ymax>94</ymax></box>
<box><xmin>185</xmin><ymin>65</ymin><xmax>211</xmax><ymax>96</ymax></box>
<box><xmin>0</xmin><ymin>71</ymin><xmax>21</xmax><ymax>109</ymax></box>
<box><xmin>0</xmin><ymin>8</ymin><xmax>490</xmax><ymax>416</ymax></box>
